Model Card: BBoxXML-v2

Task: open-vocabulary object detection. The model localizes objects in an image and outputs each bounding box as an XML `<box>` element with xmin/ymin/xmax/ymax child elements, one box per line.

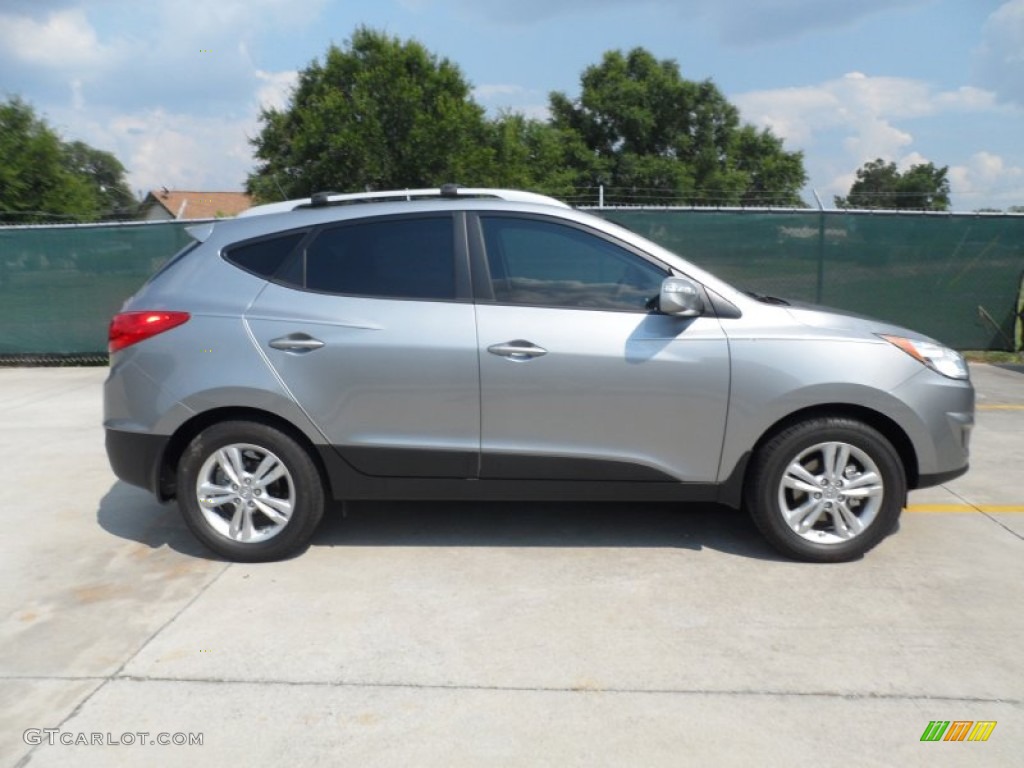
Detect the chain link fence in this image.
<box><xmin>0</xmin><ymin>210</ymin><xmax>1021</xmax><ymax>363</ymax></box>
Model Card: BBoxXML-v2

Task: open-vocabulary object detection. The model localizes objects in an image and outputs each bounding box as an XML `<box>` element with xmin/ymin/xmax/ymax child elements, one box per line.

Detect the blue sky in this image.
<box><xmin>1</xmin><ymin>0</ymin><xmax>1022</xmax><ymax>210</ymax></box>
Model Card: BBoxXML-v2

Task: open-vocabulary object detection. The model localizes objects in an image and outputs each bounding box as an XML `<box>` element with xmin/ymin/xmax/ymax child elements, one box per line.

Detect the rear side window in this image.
<box><xmin>224</xmin><ymin>232</ymin><xmax>306</xmax><ymax>278</ymax></box>
<box><xmin>303</xmin><ymin>216</ymin><xmax>455</xmax><ymax>300</ymax></box>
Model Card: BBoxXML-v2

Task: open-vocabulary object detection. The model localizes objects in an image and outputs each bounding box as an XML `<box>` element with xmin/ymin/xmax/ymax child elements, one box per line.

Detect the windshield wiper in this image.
<box><xmin>744</xmin><ymin>291</ymin><xmax>791</xmax><ymax>306</ymax></box>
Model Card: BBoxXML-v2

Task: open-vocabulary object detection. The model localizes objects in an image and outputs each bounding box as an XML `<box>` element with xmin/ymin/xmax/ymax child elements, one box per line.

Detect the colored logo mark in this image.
<box><xmin>920</xmin><ymin>720</ymin><xmax>997</xmax><ymax>742</ymax></box>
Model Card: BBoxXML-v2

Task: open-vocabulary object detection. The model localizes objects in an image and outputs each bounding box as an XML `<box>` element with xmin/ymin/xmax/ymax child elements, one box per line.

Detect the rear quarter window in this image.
<box><xmin>223</xmin><ymin>231</ymin><xmax>307</xmax><ymax>279</ymax></box>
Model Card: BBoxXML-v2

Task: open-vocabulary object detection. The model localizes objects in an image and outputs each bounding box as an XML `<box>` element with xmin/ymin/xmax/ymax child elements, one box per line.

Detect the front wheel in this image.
<box><xmin>178</xmin><ymin>421</ymin><xmax>325</xmax><ymax>562</ymax></box>
<box><xmin>744</xmin><ymin>417</ymin><xmax>906</xmax><ymax>562</ymax></box>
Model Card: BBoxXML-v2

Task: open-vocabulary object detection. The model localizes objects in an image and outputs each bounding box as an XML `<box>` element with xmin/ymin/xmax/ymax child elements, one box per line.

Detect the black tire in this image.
<box><xmin>178</xmin><ymin>421</ymin><xmax>325</xmax><ymax>562</ymax></box>
<box><xmin>744</xmin><ymin>417</ymin><xmax>906</xmax><ymax>563</ymax></box>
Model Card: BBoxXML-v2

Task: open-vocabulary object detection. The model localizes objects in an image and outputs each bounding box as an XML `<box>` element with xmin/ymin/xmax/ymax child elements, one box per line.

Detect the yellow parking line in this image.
<box><xmin>977</xmin><ymin>404</ymin><xmax>1024</xmax><ymax>410</ymax></box>
<box><xmin>905</xmin><ymin>504</ymin><xmax>1024</xmax><ymax>513</ymax></box>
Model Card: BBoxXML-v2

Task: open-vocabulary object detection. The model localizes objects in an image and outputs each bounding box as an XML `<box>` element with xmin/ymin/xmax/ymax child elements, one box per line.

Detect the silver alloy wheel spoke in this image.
<box><xmin>795</xmin><ymin>501</ymin><xmax>827</xmax><ymax>532</ymax></box>
<box><xmin>228</xmin><ymin>504</ymin><xmax>254</xmax><ymax>541</ymax></box>
<box><xmin>834</xmin><ymin>501</ymin><xmax>864</xmax><ymax>538</ymax></box>
<box><xmin>217</xmin><ymin>448</ymin><xmax>244</xmax><ymax>486</ymax></box>
<box><xmin>777</xmin><ymin>441</ymin><xmax>884</xmax><ymax>545</ymax></box>
<box><xmin>198</xmin><ymin>481</ymin><xmax>234</xmax><ymax>509</ymax></box>
<box><xmin>825</xmin><ymin>443</ymin><xmax>850</xmax><ymax>482</ymax></box>
<box><xmin>254</xmin><ymin>495</ymin><xmax>291</xmax><ymax>524</ymax></box>
<box><xmin>195</xmin><ymin>443</ymin><xmax>295</xmax><ymax>544</ymax></box>
<box><xmin>254</xmin><ymin>458</ymin><xmax>286</xmax><ymax>488</ymax></box>
<box><xmin>782</xmin><ymin>461</ymin><xmax>821</xmax><ymax>495</ymax></box>
<box><xmin>843</xmin><ymin>472</ymin><xmax>882</xmax><ymax>495</ymax></box>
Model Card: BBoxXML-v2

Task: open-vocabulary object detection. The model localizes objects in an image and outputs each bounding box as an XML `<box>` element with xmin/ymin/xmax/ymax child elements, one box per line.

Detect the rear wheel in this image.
<box><xmin>745</xmin><ymin>417</ymin><xmax>906</xmax><ymax>562</ymax></box>
<box><xmin>178</xmin><ymin>421</ymin><xmax>325</xmax><ymax>562</ymax></box>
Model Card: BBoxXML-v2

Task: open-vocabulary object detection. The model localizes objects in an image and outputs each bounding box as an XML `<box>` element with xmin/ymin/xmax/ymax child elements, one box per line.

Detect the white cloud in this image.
<box><xmin>474</xmin><ymin>84</ymin><xmax>530</xmax><ymax>99</ymax></box>
<box><xmin>949</xmin><ymin>151</ymin><xmax>1024</xmax><ymax>209</ymax></box>
<box><xmin>0</xmin><ymin>1</ymin><xmax>322</xmax><ymax>116</ymax></box>
<box><xmin>255</xmin><ymin>70</ymin><xmax>298</xmax><ymax>112</ymax></box>
<box><xmin>473</xmin><ymin>83</ymin><xmax>550</xmax><ymax>120</ymax></box>
<box><xmin>974</xmin><ymin>0</ymin><xmax>1024</xmax><ymax>106</ymax></box>
<box><xmin>733</xmin><ymin>72</ymin><xmax>1009</xmax><ymax>207</ymax></box>
<box><xmin>0</xmin><ymin>0</ymin><xmax>315</xmax><ymax>193</ymax></box>
<box><xmin>73</xmin><ymin>108</ymin><xmax>257</xmax><ymax>193</ymax></box>
<box><xmin>0</xmin><ymin>8</ymin><xmax>109</xmax><ymax>69</ymax></box>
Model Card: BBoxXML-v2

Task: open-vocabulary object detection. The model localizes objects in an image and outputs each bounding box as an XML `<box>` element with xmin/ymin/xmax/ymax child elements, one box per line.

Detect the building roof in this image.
<box><xmin>144</xmin><ymin>189</ymin><xmax>253</xmax><ymax>219</ymax></box>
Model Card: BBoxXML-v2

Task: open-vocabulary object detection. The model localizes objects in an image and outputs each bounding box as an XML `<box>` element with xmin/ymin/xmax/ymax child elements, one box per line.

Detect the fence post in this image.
<box><xmin>813</xmin><ymin>189</ymin><xmax>825</xmax><ymax>304</ymax></box>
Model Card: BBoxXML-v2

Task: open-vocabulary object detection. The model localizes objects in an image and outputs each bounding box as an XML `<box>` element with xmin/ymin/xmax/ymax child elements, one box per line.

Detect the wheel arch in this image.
<box><xmin>157</xmin><ymin>407</ymin><xmax>331</xmax><ymax>501</ymax></box>
<box><xmin>719</xmin><ymin>403</ymin><xmax>919</xmax><ymax>509</ymax></box>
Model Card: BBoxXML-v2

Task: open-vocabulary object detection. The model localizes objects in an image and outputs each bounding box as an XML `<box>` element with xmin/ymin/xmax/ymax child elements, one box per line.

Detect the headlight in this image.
<box><xmin>879</xmin><ymin>335</ymin><xmax>969</xmax><ymax>380</ymax></box>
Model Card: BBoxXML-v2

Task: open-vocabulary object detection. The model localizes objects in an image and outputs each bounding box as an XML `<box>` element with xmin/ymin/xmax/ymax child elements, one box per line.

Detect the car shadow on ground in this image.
<box><xmin>97</xmin><ymin>482</ymin><xmax>786</xmax><ymax>562</ymax></box>
<box><xmin>96</xmin><ymin>481</ymin><xmax>211</xmax><ymax>559</ymax></box>
<box><xmin>313</xmin><ymin>499</ymin><xmax>786</xmax><ymax>561</ymax></box>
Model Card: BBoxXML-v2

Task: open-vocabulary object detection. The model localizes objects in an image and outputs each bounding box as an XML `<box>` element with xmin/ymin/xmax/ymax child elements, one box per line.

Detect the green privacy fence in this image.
<box><xmin>0</xmin><ymin>210</ymin><xmax>1022</xmax><ymax>359</ymax></box>
<box><xmin>595</xmin><ymin>209</ymin><xmax>1024</xmax><ymax>351</ymax></box>
<box><xmin>0</xmin><ymin>220</ymin><xmax>198</xmax><ymax>360</ymax></box>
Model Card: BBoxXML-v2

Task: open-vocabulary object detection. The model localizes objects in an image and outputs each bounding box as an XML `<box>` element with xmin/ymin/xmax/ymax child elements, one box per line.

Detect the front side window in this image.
<box><xmin>303</xmin><ymin>216</ymin><xmax>455</xmax><ymax>300</ymax></box>
<box><xmin>481</xmin><ymin>217</ymin><xmax>666</xmax><ymax>311</ymax></box>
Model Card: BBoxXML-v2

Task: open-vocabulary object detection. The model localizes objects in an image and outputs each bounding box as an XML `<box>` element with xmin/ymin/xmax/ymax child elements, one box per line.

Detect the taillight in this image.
<box><xmin>108</xmin><ymin>311</ymin><xmax>190</xmax><ymax>354</ymax></box>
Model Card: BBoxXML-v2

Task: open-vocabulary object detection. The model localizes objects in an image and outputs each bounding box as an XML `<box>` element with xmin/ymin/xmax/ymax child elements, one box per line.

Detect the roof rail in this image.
<box><xmin>239</xmin><ymin>185</ymin><xmax>569</xmax><ymax>217</ymax></box>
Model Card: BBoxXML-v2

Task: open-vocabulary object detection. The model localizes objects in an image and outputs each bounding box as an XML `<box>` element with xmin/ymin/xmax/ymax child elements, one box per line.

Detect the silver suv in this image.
<box><xmin>104</xmin><ymin>186</ymin><xmax>974</xmax><ymax>563</ymax></box>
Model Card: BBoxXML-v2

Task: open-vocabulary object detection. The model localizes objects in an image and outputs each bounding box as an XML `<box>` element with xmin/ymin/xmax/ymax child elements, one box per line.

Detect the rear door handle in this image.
<box><xmin>269</xmin><ymin>333</ymin><xmax>325</xmax><ymax>353</ymax></box>
<box><xmin>487</xmin><ymin>340</ymin><xmax>547</xmax><ymax>360</ymax></box>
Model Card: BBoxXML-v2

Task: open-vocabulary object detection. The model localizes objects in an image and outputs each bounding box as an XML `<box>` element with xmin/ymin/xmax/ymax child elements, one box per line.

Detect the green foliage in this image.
<box><xmin>247</xmin><ymin>27</ymin><xmax>495</xmax><ymax>200</ymax></box>
<box><xmin>0</xmin><ymin>96</ymin><xmax>135</xmax><ymax>222</ymax></box>
<box><xmin>482</xmin><ymin>112</ymin><xmax>593</xmax><ymax>197</ymax></box>
<box><xmin>248</xmin><ymin>34</ymin><xmax>807</xmax><ymax>207</ymax></box>
<box><xmin>549</xmin><ymin>48</ymin><xmax>807</xmax><ymax>206</ymax></box>
<box><xmin>62</xmin><ymin>141</ymin><xmax>136</xmax><ymax>217</ymax></box>
<box><xmin>835</xmin><ymin>158</ymin><xmax>951</xmax><ymax>211</ymax></box>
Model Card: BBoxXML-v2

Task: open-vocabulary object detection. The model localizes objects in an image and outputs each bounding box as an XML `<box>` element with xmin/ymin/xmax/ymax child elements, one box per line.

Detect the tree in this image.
<box><xmin>0</xmin><ymin>96</ymin><xmax>135</xmax><ymax>222</ymax></box>
<box><xmin>548</xmin><ymin>48</ymin><xmax>807</xmax><ymax>206</ymax></box>
<box><xmin>835</xmin><ymin>158</ymin><xmax>951</xmax><ymax>211</ymax></box>
<box><xmin>62</xmin><ymin>141</ymin><xmax>136</xmax><ymax>218</ymax></box>
<box><xmin>247</xmin><ymin>28</ymin><xmax>495</xmax><ymax>201</ymax></box>
<box><xmin>0</xmin><ymin>97</ymin><xmax>96</xmax><ymax>222</ymax></box>
<box><xmin>483</xmin><ymin>112</ymin><xmax>595</xmax><ymax>199</ymax></box>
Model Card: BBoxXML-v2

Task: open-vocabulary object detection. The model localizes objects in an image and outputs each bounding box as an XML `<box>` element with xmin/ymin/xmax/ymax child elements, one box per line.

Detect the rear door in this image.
<box><xmin>245</xmin><ymin>213</ymin><xmax>480</xmax><ymax>478</ymax></box>
<box><xmin>471</xmin><ymin>213</ymin><xmax>730</xmax><ymax>483</ymax></box>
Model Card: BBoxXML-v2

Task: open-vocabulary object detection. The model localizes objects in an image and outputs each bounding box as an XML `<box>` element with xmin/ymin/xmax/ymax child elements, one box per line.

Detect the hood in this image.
<box><xmin>782</xmin><ymin>300</ymin><xmax>935</xmax><ymax>343</ymax></box>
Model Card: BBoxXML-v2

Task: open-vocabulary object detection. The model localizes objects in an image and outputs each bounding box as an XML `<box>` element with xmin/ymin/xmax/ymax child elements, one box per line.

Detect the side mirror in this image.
<box><xmin>659</xmin><ymin>277</ymin><xmax>705</xmax><ymax>317</ymax></box>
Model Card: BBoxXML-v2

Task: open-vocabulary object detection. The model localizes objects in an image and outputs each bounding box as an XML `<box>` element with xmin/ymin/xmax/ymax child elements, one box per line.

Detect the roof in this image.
<box><xmin>144</xmin><ymin>189</ymin><xmax>253</xmax><ymax>219</ymax></box>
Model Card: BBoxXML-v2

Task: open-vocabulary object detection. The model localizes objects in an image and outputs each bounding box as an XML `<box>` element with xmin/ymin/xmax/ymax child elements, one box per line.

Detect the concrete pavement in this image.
<box><xmin>1</xmin><ymin>365</ymin><xmax>1021</xmax><ymax>767</ymax></box>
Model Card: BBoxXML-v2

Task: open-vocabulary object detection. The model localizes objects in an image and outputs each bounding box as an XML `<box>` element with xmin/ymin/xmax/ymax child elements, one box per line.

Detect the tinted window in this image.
<box><xmin>225</xmin><ymin>232</ymin><xmax>306</xmax><ymax>278</ymax></box>
<box><xmin>481</xmin><ymin>217</ymin><xmax>666</xmax><ymax>311</ymax></box>
<box><xmin>304</xmin><ymin>217</ymin><xmax>455</xmax><ymax>300</ymax></box>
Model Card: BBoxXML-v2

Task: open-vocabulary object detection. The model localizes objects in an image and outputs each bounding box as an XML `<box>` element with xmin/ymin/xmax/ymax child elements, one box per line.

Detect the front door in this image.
<box><xmin>473</xmin><ymin>214</ymin><xmax>730</xmax><ymax>483</ymax></box>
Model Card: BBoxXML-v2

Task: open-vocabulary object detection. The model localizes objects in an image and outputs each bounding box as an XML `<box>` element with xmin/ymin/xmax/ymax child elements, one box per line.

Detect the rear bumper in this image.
<box><xmin>105</xmin><ymin>429</ymin><xmax>169</xmax><ymax>497</ymax></box>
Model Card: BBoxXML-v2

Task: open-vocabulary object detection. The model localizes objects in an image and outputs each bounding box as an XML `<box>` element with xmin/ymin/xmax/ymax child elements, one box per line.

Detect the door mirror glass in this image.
<box><xmin>659</xmin><ymin>277</ymin><xmax>705</xmax><ymax>317</ymax></box>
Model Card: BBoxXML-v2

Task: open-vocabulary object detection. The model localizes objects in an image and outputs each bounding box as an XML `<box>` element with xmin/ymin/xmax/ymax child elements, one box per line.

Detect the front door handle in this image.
<box><xmin>269</xmin><ymin>333</ymin><xmax>325</xmax><ymax>353</ymax></box>
<box><xmin>487</xmin><ymin>340</ymin><xmax>548</xmax><ymax>361</ymax></box>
